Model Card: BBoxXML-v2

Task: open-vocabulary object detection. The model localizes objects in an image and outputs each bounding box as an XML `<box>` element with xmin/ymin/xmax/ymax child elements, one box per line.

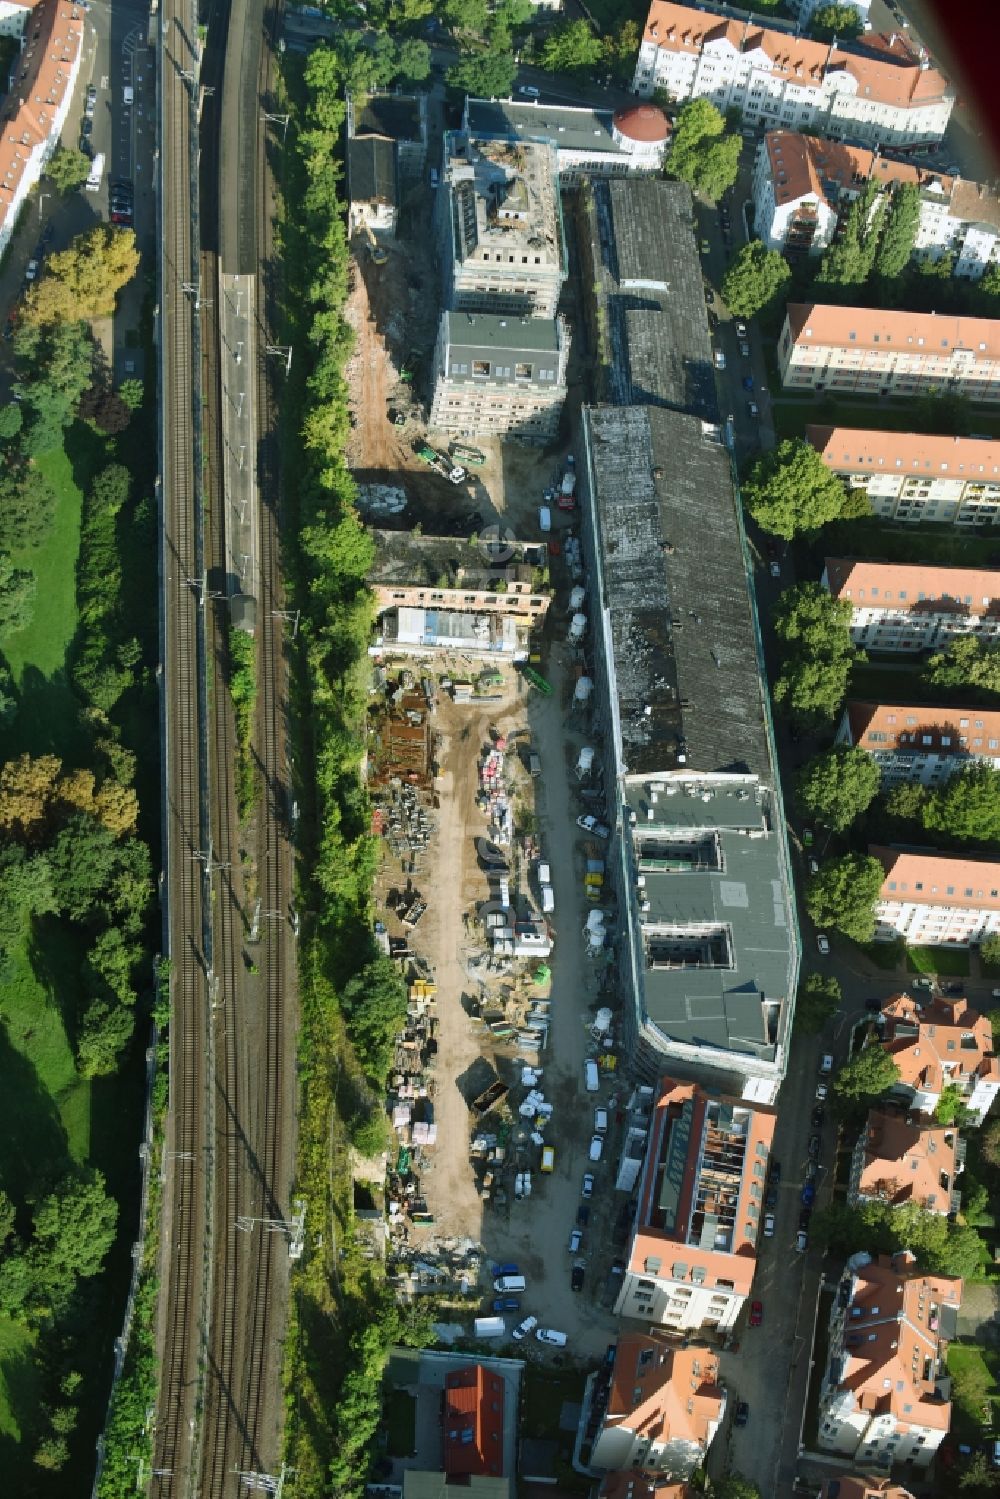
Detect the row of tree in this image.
<box><xmin>667</xmin><ymin>99</ymin><xmax>741</xmax><ymax>203</ymax></box>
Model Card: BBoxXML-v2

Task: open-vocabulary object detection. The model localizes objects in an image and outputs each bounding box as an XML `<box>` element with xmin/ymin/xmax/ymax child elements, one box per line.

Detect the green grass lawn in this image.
<box><xmin>948</xmin><ymin>1342</ymin><xmax>1000</xmax><ymax>1442</ymax></box>
<box><xmin>824</xmin><ymin>516</ymin><xmax>1000</xmax><ymax>568</ymax></box>
<box><xmin>773</xmin><ymin>396</ymin><xmax>1000</xmax><ymax>442</ymax></box>
<box><xmin>1</xmin><ymin>445</ymin><xmax>85</xmax><ymax>759</ymax></box>
<box><xmin>906</xmin><ymin>946</ymin><xmax>971</xmax><ymax>977</ymax></box>
<box><xmin>382</xmin><ymin>1389</ymin><xmax>416</xmax><ymax>1458</ymax></box>
<box><xmin>0</xmin><ymin>1319</ymin><xmax>40</xmax><ymax>1470</ymax></box>
<box><xmin>848</xmin><ymin>662</ymin><xmax>930</xmax><ymax>705</ymax></box>
<box><xmin>859</xmin><ymin>940</ymin><xmax>906</xmax><ymax>971</ymax></box>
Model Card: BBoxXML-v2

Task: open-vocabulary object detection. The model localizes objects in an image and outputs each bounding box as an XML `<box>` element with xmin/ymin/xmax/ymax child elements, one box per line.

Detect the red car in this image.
<box><xmin>749</xmin><ymin>1300</ymin><xmax>763</xmax><ymax>1327</ymax></box>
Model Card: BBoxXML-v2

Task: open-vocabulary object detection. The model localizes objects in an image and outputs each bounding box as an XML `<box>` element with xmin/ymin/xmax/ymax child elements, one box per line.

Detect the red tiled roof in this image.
<box><xmin>444</xmin><ymin>1365</ymin><xmax>505</xmax><ymax>1478</ymax></box>
<box><xmin>872</xmin><ymin>845</ymin><xmax>1000</xmax><ymax>912</ymax></box>
<box><xmin>0</xmin><ymin>0</ymin><xmax>84</xmax><ymax>240</ymax></box>
<box><xmin>786</xmin><ymin>302</ymin><xmax>1000</xmax><ymax>361</ymax></box>
<box><xmin>824</xmin><ymin>556</ymin><xmax>1000</xmax><ymax>615</ymax></box>
<box><xmin>845</xmin><ymin>700</ymin><xmax>1000</xmax><ymax>759</ymax></box>
<box><xmin>808</xmin><ymin>425</ymin><xmax>1000</xmax><ymax>479</ymax></box>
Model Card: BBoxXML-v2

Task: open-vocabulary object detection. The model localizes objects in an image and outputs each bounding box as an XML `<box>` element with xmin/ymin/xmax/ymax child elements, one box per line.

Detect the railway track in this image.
<box><xmin>153</xmin><ymin>0</ymin><xmax>211</xmax><ymax>1492</ymax></box>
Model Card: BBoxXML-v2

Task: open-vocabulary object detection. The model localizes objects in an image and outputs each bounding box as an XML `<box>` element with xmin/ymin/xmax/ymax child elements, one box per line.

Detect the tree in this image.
<box><xmin>689</xmin><ymin>135</ymin><xmax>741</xmax><ymax>202</ymax></box>
<box><xmin>773</xmin><ymin>583</ymin><xmax>853</xmax><ymax>651</ymax></box>
<box><xmin>668</xmin><ymin>99</ymin><xmax>741</xmax><ymax>201</ymax></box>
<box><xmin>834</xmin><ymin>1045</ymin><xmax>901</xmax><ymax>1102</ymax></box>
<box><xmin>76</xmin><ymin>999</ymin><xmax>135</xmax><ymax>1077</ymax></box>
<box><xmin>442</xmin><ymin>0</ymin><xmax>488</xmax><ymax>33</ymax></box>
<box><xmin>935</xmin><ymin>1083</ymin><xmax>977</xmax><ymax>1127</ymax></box>
<box><xmin>339</xmin><ymin>957</ymin><xmax>408</xmax><ymax>1084</ymax></box>
<box><xmin>925</xmin><ymin>636</ymin><xmax>1000</xmax><ymax>697</ymax></box>
<box><xmin>772</xmin><ymin>583</ymin><xmax>859</xmax><ymax>728</ymax></box>
<box><xmin>796</xmin><ymin>972</ymin><xmax>842</xmax><ymax>1034</ymax></box>
<box><xmin>446</xmin><ymin>49</ymin><xmax>517</xmax><ymax>99</ymax></box>
<box><xmin>881</xmin><ymin>780</ymin><xmax>928</xmax><ymax>835</ymax></box>
<box><xmin>980</xmin><ymin>934</ymin><xmax>1000</xmax><ymax>967</ymax></box>
<box><xmin>13</xmin><ymin>319</ymin><xmax>93</xmax><ymax>445</ymax></box>
<box><xmin>980</xmin><ymin>1117</ymin><xmax>1000</xmax><ymax>1168</ymax></box>
<box><xmin>0</xmin><ymin>555</ymin><xmax>35</xmax><ymax>638</ymax></box>
<box><xmin>957</xmin><ymin>1450</ymin><xmax>1000</xmax><ymax>1493</ymax></box>
<box><xmin>0</xmin><ymin>466</ymin><xmax>58</xmax><ymax>552</ymax></box>
<box><xmin>806</xmin><ymin>853</ymin><xmax>884</xmax><ymax>942</ymax></box>
<box><xmin>33</xmin><ymin>1171</ymin><xmax>118</xmax><ymax>1279</ymax></box>
<box><xmin>721</xmin><ymin>240</ymin><xmax>792</xmax><ymax>320</ymax></box>
<box><xmin>873</xmin><ymin>182</ymin><xmax>921</xmax><ymax>280</ymax></box>
<box><xmin>396</xmin><ymin>38</ymin><xmax>431</xmax><ymax>83</ymax></box>
<box><xmin>922</xmin><ymin>764</ymin><xmax>1000</xmax><ymax>845</ymax></box>
<box><xmin>912</xmin><ymin>388</ymin><xmax>972</xmax><ymax>436</ymax></box>
<box><xmin>22</xmin><ymin>226</ymin><xmax>140</xmax><ymax>327</ymax></box>
<box><xmin>118</xmin><ymin>377</ymin><xmax>144</xmax><ymax>412</ymax></box>
<box><xmin>795</xmin><ymin>746</ymin><xmax>881</xmax><ymax>832</ymax></box>
<box><xmin>742</xmin><ymin>438</ymin><xmax>847</xmax><ymax>537</ymax></box>
<box><xmin>715</xmin><ymin>1478</ymin><xmax>762</xmax><ymax>1499</ymax></box>
<box><xmin>808</xmin><ymin>3</ymin><xmax>863</xmax><ymax>42</ymax></box>
<box><xmin>817</xmin><ymin>183</ymin><xmax>884</xmax><ymax>293</ymax></box>
<box><xmin>539</xmin><ymin>19</ymin><xmax>602</xmax><ymax>73</ymax></box>
<box><xmin>0</xmin><ymin>403</ymin><xmax>22</xmax><ymax>441</ymax></box>
<box><xmin>44</xmin><ymin>146</ymin><xmax>91</xmax><ymax>194</ymax></box>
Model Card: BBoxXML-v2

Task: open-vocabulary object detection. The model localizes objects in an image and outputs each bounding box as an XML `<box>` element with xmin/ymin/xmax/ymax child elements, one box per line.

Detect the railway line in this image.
<box><xmin>153</xmin><ymin>0</ymin><xmax>294</xmax><ymax>1486</ymax></box>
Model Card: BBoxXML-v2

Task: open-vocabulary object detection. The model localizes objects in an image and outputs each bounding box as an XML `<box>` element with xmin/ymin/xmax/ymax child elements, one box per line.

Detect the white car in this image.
<box><xmin>536</xmin><ymin>1327</ymin><xmax>568</xmax><ymax>1347</ymax></box>
<box><xmin>576</xmin><ymin>813</ymin><xmax>610</xmax><ymax>840</ymax></box>
<box><xmin>795</xmin><ymin>1231</ymin><xmax>808</xmax><ymax>1253</ymax></box>
<box><xmin>594</xmin><ymin>1107</ymin><xmax>608</xmax><ymax>1134</ymax></box>
<box><xmin>588</xmin><ymin>1134</ymin><xmax>604</xmax><ymax>1162</ymax></box>
<box><xmin>518</xmin><ymin>84</ymin><xmax>540</xmax><ymax>98</ymax></box>
<box><xmin>815</xmin><ymin>1082</ymin><xmax>828</xmax><ymax>1102</ymax></box>
<box><xmin>816</xmin><ymin>934</ymin><xmax>830</xmax><ymax>956</ymax></box>
<box><xmin>567</xmin><ymin>1228</ymin><xmax>582</xmax><ymax>1253</ymax></box>
<box><xmin>581</xmin><ymin>1172</ymin><xmax>595</xmax><ymax>1199</ymax></box>
<box><xmin>763</xmin><ymin>1212</ymin><xmax>775</xmax><ymax>1237</ymax></box>
<box><xmin>25</xmin><ymin>259</ymin><xmax>38</xmax><ymax>282</ymax></box>
<box><xmin>512</xmin><ymin>1315</ymin><xmax>537</xmax><ymax>1341</ymax></box>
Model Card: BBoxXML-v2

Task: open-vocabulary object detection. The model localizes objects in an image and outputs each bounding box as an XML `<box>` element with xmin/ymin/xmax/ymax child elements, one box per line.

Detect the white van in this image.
<box><xmin>537</xmin><ymin>860</ymin><xmax>551</xmax><ymax>885</ymax></box>
<box><xmin>538</xmin><ymin>504</ymin><xmax>551</xmax><ymax>533</ymax></box>
<box><xmin>588</xmin><ymin>1134</ymin><xmax>604</xmax><ymax>1162</ymax></box>
<box><xmin>474</xmin><ymin>1316</ymin><xmax>507</xmax><ymax>1338</ymax></box>
<box><xmin>123</xmin><ymin>85</ymin><xmax>134</xmax><ymax>106</ymax></box>
<box><xmin>540</xmin><ymin>884</ymin><xmax>554</xmax><ymax>914</ymax></box>
<box><xmin>594</xmin><ymin>1107</ymin><xmax>608</xmax><ymax>1134</ymax></box>
<box><xmin>585</xmin><ymin>1059</ymin><xmax>599</xmax><ymax>1093</ymax></box>
<box><xmin>493</xmin><ymin>1274</ymin><xmax>526</xmax><ymax>1294</ymax></box>
<box><xmin>536</xmin><ymin>1327</ymin><xmax>567</xmax><ymax>1346</ymax></box>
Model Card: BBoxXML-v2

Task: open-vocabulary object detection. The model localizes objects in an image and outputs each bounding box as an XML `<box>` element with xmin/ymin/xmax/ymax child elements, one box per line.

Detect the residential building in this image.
<box><xmin>818</xmin><ymin>1480</ymin><xmax>916</xmax><ymax>1499</ymax></box>
<box><xmin>751</xmin><ymin>132</ymin><xmax>954</xmax><ymax>258</ymax></box>
<box><xmin>428</xmin><ymin>311</ymin><xmax>569</xmax><ymax>441</ymax></box>
<box><xmin>590</xmin><ymin>1333</ymin><xmax>725</xmax><ymax>1480</ymax></box>
<box><xmin>913</xmin><ymin>175</ymin><xmax>1000</xmax><ymax>279</ymax></box>
<box><xmin>818</xmin><ymin>1249</ymin><xmax>960</xmax><ymax>1468</ymax></box>
<box><xmin>615</xmin><ymin>1078</ymin><xmax>776</xmax><ymax>1332</ymax></box>
<box><xmin>822</xmin><ymin>557</ymin><xmax>1000</xmax><ymax>651</ymax></box>
<box><xmin>0</xmin><ymin>0</ymin><xmax>84</xmax><ymax>257</ymax></box>
<box><xmin>778</xmin><ymin>303</ymin><xmax>1000</xmax><ymax>402</ymax></box>
<box><xmin>579</xmin><ymin>405</ymin><xmax>798</xmax><ymax>1097</ymax></box>
<box><xmin>439</xmin><ymin>132</ymin><xmax>565</xmax><ymax>319</ymax></box>
<box><xmin>464</xmin><ymin>97</ymin><xmax>671</xmax><ymax>181</ymax></box>
<box><xmin>877</xmin><ymin>992</ymin><xmax>1000</xmax><ymax>1125</ymax></box>
<box><xmin>632</xmin><ymin>3</ymin><xmax>952</xmax><ymax>147</ymax></box>
<box><xmin>847</xmin><ymin>1110</ymin><xmax>963</xmax><ymax>1215</ymax></box>
<box><xmin>871</xmin><ymin>845</ymin><xmax>1000</xmax><ymax>947</ymax></box>
<box><xmin>836</xmin><ymin>701</ymin><xmax>1000</xmax><ymax>786</ymax></box>
<box><xmin>578</xmin><ymin>177</ymin><xmax>716</xmax><ymax>418</ymax></box>
<box><xmin>345</xmin><ymin>91</ymin><xmax>428</xmax><ymax>236</ymax></box>
<box><xmin>807</xmin><ymin>426</ymin><xmax>1000</xmax><ymax>526</ymax></box>
<box><xmin>443</xmin><ymin>1365</ymin><xmax>505</xmax><ymax>1479</ymax></box>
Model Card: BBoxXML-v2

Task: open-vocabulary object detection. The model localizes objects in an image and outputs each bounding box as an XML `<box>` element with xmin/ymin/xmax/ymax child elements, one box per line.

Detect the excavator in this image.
<box><xmin>362</xmin><ymin>222</ymin><xmax>388</xmax><ymax>267</ymax></box>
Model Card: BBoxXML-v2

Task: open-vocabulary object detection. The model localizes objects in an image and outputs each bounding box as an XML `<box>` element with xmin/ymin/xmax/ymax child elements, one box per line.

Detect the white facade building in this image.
<box><xmin>872</xmin><ymin>846</ymin><xmax>1000</xmax><ymax>948</ymax></box>
<box><xmin>823</xmin><ymin>557</ymin><xmax>1000</xmax><ymax>652</ymax></box>
<box><xmin>877</xmin><ymin>992</ymin><xmax>1000</xmax><ymax>1127</ymax></box>
<box><xmin>632</xmin><ymin>2</ymin><xmax>953</xmax><ymax>147</ymax></box>
<box><xmin>463</xmin><ymin>98</ymin><xmax>671</xmax><ymax>182</ymax></box>
<box><xmin>837</xmin><ymin>701</ymin><xmax>1000</xmax><ymax>787</ymax></box>
<box><xmin>818</xmin><ymin>1250</ymin><xmax>960</xmax><ymax>1469</ymax></box>
<box><xmin>808</xmin><ymin>426</ymin><xmax>1000</xmax><ymax>527</ymax></box>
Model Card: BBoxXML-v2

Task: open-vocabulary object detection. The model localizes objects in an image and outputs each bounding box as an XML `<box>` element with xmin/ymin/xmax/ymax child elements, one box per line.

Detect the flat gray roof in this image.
<box><xmin>625</xmin><ymin>781</ymin><xmax>792</xmax><ymax>1056</ymax></box>
<box><xmin>443</xmin><ymin>311</ymin><xmax>558</xmax><ymax>356</ymax></box>
<box><xmin>583</xmin><ymin>404</ymin><xmax>770</xmax><ymax>779</ymax></box>
<box><xmin>464</xmin><ymin>97</ymin><xmax>622</xmax><ymax>159</ymax></box>
<box><xmin>588</xmin><ymin>178</ymin><xmax>715</xmax><ymax>419</ymax></box>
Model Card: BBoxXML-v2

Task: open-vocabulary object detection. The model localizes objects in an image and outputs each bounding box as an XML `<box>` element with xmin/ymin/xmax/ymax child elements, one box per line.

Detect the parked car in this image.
<box><xmin>581</xmin><ymin>1173</ymin><xmax>595</xmax><ymax>1200</ymax></box>
<box><xmin>801</xmin><ymin>1181</ymin><xmax>816</xmax><ymax>1207</ymax></box>
<box><xmin>734</xmin><ymin>1401</ymin><xmax>750</xmax><ymax>1428</ymax></box>
<box><xmin>811</xmin><ymin>1107</ymin><xmax>825</xmax><ymax>1129</ymax></box>
<box><xmin>815</xmin><ymin>1083</ymin><xmax>828</xmax><ymax>1102</ymax></box>
<box><xmin>25</xmin><ymin>259</ymin><xmax>38</xmax><ymax>282</ymax></box>
<box><xmin>799</xmin><ymin>1209</ymin><xmax>812</xmax><ymax>1232</ymax></box>
<box><xmin>585</xmin><ymin>1059</ymin><xmax>599</xmax><ymax>1093</ymax></box>
<box><xmin>749</xmin><ymin>1300</ymin><xmax>763</xmax><ymax>1327</ymax></box>
<box><xmin>700</xmin><ymin>238</ymin><xmax>710</xmax><ymax>254</ymax></box>
<box><xmin>576</xmin><ymin>1204</ymin><xmax>590</xmax><ymax>1227</ymax></box>
<box><xmin>808</xmin><ymin>1133</ymin><xmax>822</xmax><ymax>1157</ymax></box>
<box><xmin>769</xmin><ymin>1160</ymin><xmax>781</xmax><ymax>1184</ymax></box>
<box><xmin>763</xmin><ymin>1212</ymin><xmax>775</xmax><ymax>1237</ymax></box>
<box><xmin>740</xmin><ymin>341</ymin><xmax>751</xmax><ymax>359</ymax></box>
<box><xmin>816</xmin><ymin>933</ymin><xmax>830</xmax><ymax>955</ymax></box>
<box><xmin>804</xmin><ymin>1159</ymin><xmax>818</xmax><ymax>1183</ymax></box>
<box><xmin>536</xmin><ymin>1327</ymin><xmax>568</xmax><ymax>1347</ymax></box>
<box><xmin>493</xmin><ymin>1297</ymin><xmax>520</xmax><ymax>1312</ymax></box>
<box><xmin>568</xmin><ymin>1228</ymin><xmax>582</xmax><ymax>1253</ymax></box>
<box><xmin>571</xmin><ymin>1261</ymin><xmax>585</xmax><ymax>1292</ymax></box>
<box><xmin>819</xmin><ymin>1053</ymin><xmax>833</xmax><ymax>1075</ymax></box>
<box><xmin>594</xmin><ymin>1107</ymin><xmax>608</xmax><ymax>1134</ymax></box>
<box><xmin>765</xmin><ymin>1183</ymin><xmax>778</xmax><ymax>1210</ymax></box>
<box><xmin>736</xmin><ymin>320</ymin><xmax>748</xmax><ymax>338</ymax></box>
<box><xmin>577</xmin><ymin>814</ymin><xmax>610</xmax><ymax>840</ymax></box>
<box><xmin>742</xmin><ymin>376</ymin><xmax>753</xmax><ymax>392</ymax></box>
<box><xmin>747</xmin><ymin>400</ymin><xmax>759</xmax><ymax>418</ymax></box>
<box><xmin>589</xmin><ymin>1135</ymin><xmax>604</xmax><ymax>1162</ymax></box>
<box><xmin>795</xmin><ymin>1230</ymin><xmax>809</xmax><ymax>1253</ymax></box>
<box><xmin>512</xmin><ymin>1315</ymin><xmax>538</xmax><ymax>1342</ymax></box>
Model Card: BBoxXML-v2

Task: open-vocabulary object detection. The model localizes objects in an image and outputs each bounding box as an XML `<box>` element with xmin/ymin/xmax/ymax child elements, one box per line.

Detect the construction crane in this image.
<box><xmin>363</xmin><ymin>222</ymin><xmax>388</xmax><ymax>266</ymax></box>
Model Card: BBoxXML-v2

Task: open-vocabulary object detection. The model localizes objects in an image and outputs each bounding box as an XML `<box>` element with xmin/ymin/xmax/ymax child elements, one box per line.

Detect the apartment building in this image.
<box><xmin>872</xmin><ymin>845</ymin><xmax>1000</xmax><ymax>948</ymax></box>
<box><xmin>464</xmin><ymin>98</ymin><xmax>671</xmax><ymax>182</ymax></box>
<box><xmin>877</xmin><ymin>992</ymin><xmax>1000</xmax><ymax>1125</ymax></box>
<box><xmin>847</xmin><ymin>1110</ymin><xmax>963</xmax><ymax>1215</ymax></box>
<box><xmin>818</xmin><ymin>1480</ymin><xmax>916</xmax><ymax>1499</ymax></box>
<box><xmin>438</xmin><ymin>133</ymin><xmax>566</xmax><ymax>319</ymax></box>
<box><xmin>779</xmin><ymin>303</ymin><xmax>1000</xmax><ymax>401</ymax></box>
<box><xmin>808</xmin><ymin>427</ymin><xmax>1000</xmax><ymax>526</ymax></box>
<box><xmin>590</xmin><ymin>1334</ymin><xmax>725</xmax><ymax>1481</ymax></box>
<box><xmin>615</xmin><ymin>1077</ymin><xmax>776</xmax><ymax>1333</ymax></box>
<box><xmin>836</xmin><ymin>701</ymin><xmax>1000</xmax><ymax>786</ymax></box>
<box><xmin>444</xmin><ymin>1366</ymin><xmax>505</xmax><ymax>1479</ymax></box>
<box><xmin>632</xmin><ymin>3</ymin><xmax>952</xmax><ymax>146</ymax></box>
<box><xmin>0</xmin><ymin>0</ymin><xmax>84</xmax><ymax>257</ymax></box>
<box><xmin>914</xmin><ymin>175</ymin><xmax>1000</xmax><ymax>279</ymax></box>
<box><xmin>428</xmin><ymin>311</ymin><xmax>569</xmax><ymax>442</ymax></box>
<box><xmin>822</xmin><ymin>557</ymin><xmax>1000</xmax><ymax>651</ymax></box>
<box><xmin>818</xmin><ymin>1249</ymin><xmax>960</xmax><ymax>1468</ymax></box>
<box><xmin>345</xmin><ymin>91</ymin><xmax>428</xmax><ymax>237</ymax></box>
<box><xmin>579</xmin><ymin>406</ymin><xmax>798</xmax><ymax>1098</ymax></box>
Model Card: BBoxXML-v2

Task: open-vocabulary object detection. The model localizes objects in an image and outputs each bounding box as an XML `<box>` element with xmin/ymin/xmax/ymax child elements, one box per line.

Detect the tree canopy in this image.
<box><xmin>0</xmin><ymin>555</ymin><xmax>36</xmax><ymax>639</ymax></box>
<box><xmin>539</xmin><ymin>19</ymin><xmax>602</xmax><ymax>73</ymax></box>
<box><xmin>796</xmin><ymin>972</ymin><xmax>842</xmax><ymax>1035</ymax></box>
<box><xmin>795</xmin><ymin>745</ymin><xmax>881</xmax><ymax>832</ymax></box>
<box><xmin>806</xmin><ymin>852</ymin><xmax>884</xmax><ymax>942</ymax></box>
<box><xmin>925</xmin><ymin>636</ymin><xmax>1000</xmax><ymax>698</ymax></box>
<box><xmin>668</xmin><ymin>99</ymin><xmax>740</xmax><ymax>201</ymax></box>
<box><xmin>721</xmin><ymin>239</ymin><xmax>791</xmax><ymax>320</ymax></box>
<box><xmin>834</xmin><ymin>1044</ymin><xmax>901</xmax><ymax>1102</ymax></box>
<box><xmin>446</xmin><ymin>48</ymin><xmax>517</xmax><ymax>98</ymax></box>
<box><xmin>921</xmin><ymin>763</ymin><xmax>1000</xmax><ymax>846</ymax></box>
<box><xmin>810</xmin><ymin>1197</ymin><xmax>985</xmax><ymax>1280</ymax></box>
<box><xmin>772</xmin><ymin>583</ymin><xmax>859</xmax><ymax>728</ymax></box>
<box><xmin>21</xmin><ymin>227</ymin><xmax>140</xmax><ymax>327</ymax></box>
<box><xmin>742</xmin><ymin>438</ymin><xmax>848</xmax><ymax>538</ymax></box>
<box><xmin>873</xmin><ymin>182</ymin><xmax>921</xmax><ymax>280</ymax></box>
<box><xmin>44</xmin><ymin>146</ymin><xmax>91</xmax><ymax>194</ymax></box>
<box><xmin>339</xmin><ymin>956</ymin><xmax>408</xmax><ymax>1085</ymax></box>
<box><xmin>817</xmin><ymin>183</ymin><xmax>884</xmax><ymax>295</ymax></box>
<box><xmin>809</xmin><ymin>3</ymin><xmax>863</xmax><ymax>41</ymax></box>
